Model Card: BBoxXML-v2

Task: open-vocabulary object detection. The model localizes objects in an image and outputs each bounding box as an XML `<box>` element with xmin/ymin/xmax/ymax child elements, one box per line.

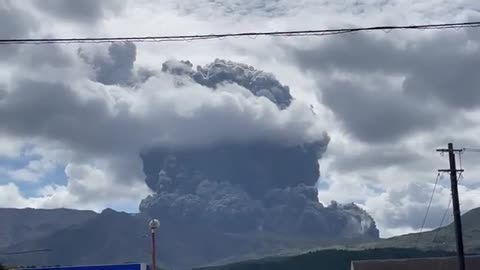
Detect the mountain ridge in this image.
<box><xmin>2</xmin><ymin>206</ymin><xmax>479</xmax><ymax>269</ymax></box>
<box><xmin>0</xmin><ymin>208</ymin><xmax>96</xmax><ymax>250</ymax></box>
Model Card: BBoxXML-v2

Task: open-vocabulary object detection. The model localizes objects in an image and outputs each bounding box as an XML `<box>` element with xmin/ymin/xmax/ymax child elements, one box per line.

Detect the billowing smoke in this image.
<box><xmin>139</xmin><ymin>59</ymin><xmax>379</xmax><ymax>239</ymax></box>
<box><xmin>162</xmin><ymin>59</ymin><xmax>293</xmax><ymax>109</ymax></box>
<box><xmin>0</xmin><ymin>36</ymin><xmax>377</xmax><ymax>239</ymax></box>
<box><xmin>78</xmin><ymin>43</ymin><xmax>154</xmax><ymax>86</ymax></box>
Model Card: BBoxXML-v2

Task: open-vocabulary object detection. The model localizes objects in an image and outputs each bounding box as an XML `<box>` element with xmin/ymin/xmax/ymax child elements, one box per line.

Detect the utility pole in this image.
<box><xmin>149</xmin><ymin>219</ymin><xmax>160</xmax><ymax>270</ymax></box>
<box><xmin>437</xmin><ymin>143</ymin><xmax>465</xmax><ymax>270</ymax></box>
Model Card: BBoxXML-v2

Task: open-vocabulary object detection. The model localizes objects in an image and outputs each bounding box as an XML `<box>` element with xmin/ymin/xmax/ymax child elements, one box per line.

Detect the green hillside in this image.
<box><xmin>194</xmin><ymin>207</ymin><xmax>480</xmax><ymax>270</ymax></box>
<box><xmin>194</xmin><ymin>248</ymin><xmax>453</xmax><ymax>270</ymax></box>
<box><xmin>357</xmin><ymin>207</ymin><xmax>480</xmax><ymax>253</ymax></box>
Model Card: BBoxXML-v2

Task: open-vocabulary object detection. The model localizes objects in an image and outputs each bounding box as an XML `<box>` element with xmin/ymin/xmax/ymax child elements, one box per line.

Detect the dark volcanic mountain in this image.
<box><xmin>0</xmin><ymin>208</ymin><xmax>96</xmax><ymax>250</ymax></box>
<box><xmin>5</xmin><ymin>206</ymin><xmax>480</xmax><ymax>269</ymax></box>
<box><xmin>0</xmin><ymin>208</ymin><xmax>372</xmax><ymax>269</ymax></box>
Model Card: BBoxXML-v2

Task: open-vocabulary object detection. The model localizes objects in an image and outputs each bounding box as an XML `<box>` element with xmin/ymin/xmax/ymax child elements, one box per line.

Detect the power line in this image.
<box><xmin>431</xmin><ymin>198</ymin><xmax>452</xmax><ymax>244</ymax></box>
<box><xmin>462</xmin><ymin>148</ymin><xmax>480</xmax><ymax>153</ymax></box>
<box><xmin>432</xmin><ymin>197</ymin><xmax>452</xmax><ymax>242</ymax></box>
<box><xmin>1</xmin><ymin>21</ymin><xmax>480</xmax><ymax>45</ymax></box>
<box><xmin>415</xmin><ymin>172</ymin><xmax>442</xmax><ymax>246</ymax></box>
<box><xmin>432</xmin><ymin>172</ymin><xmax>463</xmax><ymax>243</ymax></box>
<box><xmin>458</xmin><ymin>150</ymin><xmax>463</xmax><ymax>171</ymax></box>
<box><xmin>0</xmin><ymin>249</ymin><xmax>51</xmax><ymax>255</ymax></box>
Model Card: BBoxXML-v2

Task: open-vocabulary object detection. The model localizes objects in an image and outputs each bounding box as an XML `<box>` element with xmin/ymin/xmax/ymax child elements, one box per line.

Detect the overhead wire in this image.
<box><xmin>0</xmin><ymin>249</ymin><xmax>51</xmax><ymax>255</ymax></box>
<box><xmin>459</xmin><ymin>148</ymin><xmax>463</xmax><ymax>171</ymax></box>
<box><xmin>462</xmin><ymin>148</ymin><xmax>480</xmax><ymax>153</ymax></box>
<box><xmin>1</xmin><ymin>21</ymin><xmax>480</xmax><ymax>45</ymax></box>
<box><xmin>432</xmin><ymin>172</ymin><xmax>463</xmax><ymax>243</ymax></box>
<box><xmin>432</xmin><ymin>197</ymin><xmax>452</xmax><ymax>243</ymax></box>
<box><xmin>415</xmin><ymin>172</ymin><xmax>442</xmax><ymax>246</ymax></box>
<box><xmin>432</xmin><ymin>151</ymin><xmax>464</xmax><ymax>244</ymax></box>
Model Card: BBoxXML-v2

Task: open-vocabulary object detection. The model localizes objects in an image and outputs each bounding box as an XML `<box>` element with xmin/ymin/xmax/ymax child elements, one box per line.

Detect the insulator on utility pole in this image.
<box><xmin>437</xmin><ymin>143</ymin><xmax>465</xmax><ymax>270</ymax></box>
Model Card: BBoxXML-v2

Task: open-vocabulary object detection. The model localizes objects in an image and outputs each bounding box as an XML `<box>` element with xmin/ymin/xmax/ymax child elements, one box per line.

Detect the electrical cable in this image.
<box><xmin>415</xmin><ymin>172</ymin><xmax>442</xmax><ymax>246</ymax></box>
<box><xmin>1</xmin><ymin>21</ymin><xmax>480</xmax><ymax>45</ymax></box>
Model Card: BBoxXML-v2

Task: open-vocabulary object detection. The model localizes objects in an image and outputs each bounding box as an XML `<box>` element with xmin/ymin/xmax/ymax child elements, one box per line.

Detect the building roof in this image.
<box><xmin>351</xmin><ymin>255</ymin><xmax>480</xmax><ymax>270</ymax></box>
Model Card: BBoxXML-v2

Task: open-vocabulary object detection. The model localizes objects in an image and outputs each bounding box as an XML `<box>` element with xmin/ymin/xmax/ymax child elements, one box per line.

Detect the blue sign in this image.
<box><xmin>17</xmin><ymin>263</ymin><xmax>148</xmax><ymax>270</ymax></box>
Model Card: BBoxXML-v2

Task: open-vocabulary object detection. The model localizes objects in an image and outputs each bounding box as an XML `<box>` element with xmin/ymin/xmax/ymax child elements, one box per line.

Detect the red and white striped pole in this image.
<box><xmin>149</xmin><ymin>219</ymin><xmax>160</xmax><ymax>270</ymax></box>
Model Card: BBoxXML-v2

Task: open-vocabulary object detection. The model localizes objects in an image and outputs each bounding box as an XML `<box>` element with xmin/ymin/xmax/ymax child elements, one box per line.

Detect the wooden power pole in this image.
<box><xmin>437</xmin><ymin>143</ymin><xmax>465</xmax><ymax>270</ymax></box>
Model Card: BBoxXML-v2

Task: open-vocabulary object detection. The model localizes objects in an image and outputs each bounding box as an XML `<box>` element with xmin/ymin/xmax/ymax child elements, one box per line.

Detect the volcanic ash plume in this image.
<box><xmin>139</xmin><ymin>59</ymin><xmax>379</xmax><ymax>239</ymax></box>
